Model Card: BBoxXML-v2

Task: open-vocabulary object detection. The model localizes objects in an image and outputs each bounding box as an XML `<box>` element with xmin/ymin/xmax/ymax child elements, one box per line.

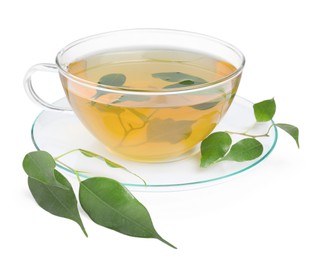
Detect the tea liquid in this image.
<box><xmin>65</xmin><ymin>49</ymin><xmax>238</xmax><ymax>162</ymax></box>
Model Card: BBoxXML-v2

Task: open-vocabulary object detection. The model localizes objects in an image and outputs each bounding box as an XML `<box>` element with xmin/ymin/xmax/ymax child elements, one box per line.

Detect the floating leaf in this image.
<box><xmin>164</xmin><ymin>80</ymin><xmax>200</xmax><ymax>89</ymax></box>
<box><xmin>191</xmin><ymin>100</ymin><xmax>221</xmax><ymax>110</ymax></box>
<box><xmin>275</xmin><ymin>123</ymin><xmax>300</xmax><ymax>148</ymax></box>
<box><xmin>147</xmin><ymin>118</ymin><xmax>193</xmax><ymax>144</ymax></box>
<box><xmin>23</xmin><ymin>151</ymin><xmax>67</xmax><ymax>189</ymax></box>
<box><xmin>79</xmin><ymin>177</ymin><xmax>176</xmax><ymax>249</ymax></box>
<box><xmin>113</xmin><ymin>95</ymin><xmax>151</xmax><ymax>104</ymax></box>
<box><xmin>28</xmin><ymin>170</ymin><xmax>87</xmax><ymax>236</ymax></box>
<box><xmin>92</xmin><ymin>103</ymin><xmax>124</xmax><ymax>114</ymax></box>
<box><xmin>98</xmin><ymin>73</ymin><xmax>126</xmax><ymax>86</ymax></box>
<box><xmin>126</xmin><ymin>108</ymin><xmax>149</xmax><ymax>123</ymax></box>
<box><xmin>152</xmin><ymin>72</ymin><xmax>207</xmax><ymax>89</ymax></box>
<box><xmin>93</xmin><ymin>73</ymin><xmax>126</xmax><ymax>100</ymax></box>
<box><xmin>224</xmin><ymin>138</ymin><xmax>263</xmax><ymax>162</ymax></box>
<box><xmin>200</xmin><ymin>132</ymin><xmax>232</xmax><ymax>167</ymax></box>
<box><xmin>253</xmin><ymin>98</ymin><xmax>276</xmax><ymax>122</ymax></box>
<box><xmin>152</xmin><ymin>72</ymin><xmax>207</xmax><ymax>83</ymax></box>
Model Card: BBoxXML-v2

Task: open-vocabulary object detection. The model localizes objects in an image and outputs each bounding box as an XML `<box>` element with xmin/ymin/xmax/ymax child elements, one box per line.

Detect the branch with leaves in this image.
<box><xmin>200</xmin><ymin>98</ymin><xmax>299</xmax><ymax>167</ymax></box>
<box><xmin>22</xmin><ymin>151</ymin><xmax>176</xmax><ymax>248</ymax></box>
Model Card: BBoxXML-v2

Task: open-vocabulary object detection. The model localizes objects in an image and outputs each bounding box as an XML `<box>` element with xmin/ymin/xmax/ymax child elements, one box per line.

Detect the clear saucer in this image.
<box><xmin>31</xmin><ymin>96</ymin><xmax>278</xmax><ymax>192</ymax></box>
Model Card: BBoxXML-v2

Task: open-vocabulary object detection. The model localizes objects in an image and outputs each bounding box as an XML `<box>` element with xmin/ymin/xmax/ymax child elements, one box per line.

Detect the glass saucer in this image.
<box><xmin>31</xmin><ymin>96</ymin><xmax>278</xmax><ymax>192</ymax></box>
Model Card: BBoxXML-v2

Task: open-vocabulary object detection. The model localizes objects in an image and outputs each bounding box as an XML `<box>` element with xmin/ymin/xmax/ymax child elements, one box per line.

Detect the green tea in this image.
<box><xmin>63</xmin><ymin>49</ymin><xmax>239</xmax><ymax>162</ymax></box>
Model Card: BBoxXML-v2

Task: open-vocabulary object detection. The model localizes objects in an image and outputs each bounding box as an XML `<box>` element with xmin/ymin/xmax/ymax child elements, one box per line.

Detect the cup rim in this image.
<box><xmin>55</xmin><ymin>28</ymin><xmax>245</xmax><ymax>96</ymax></box>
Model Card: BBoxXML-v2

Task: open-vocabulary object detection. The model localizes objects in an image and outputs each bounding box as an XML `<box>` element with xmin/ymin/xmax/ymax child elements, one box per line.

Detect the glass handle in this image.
<box><xmin>23</xmin><ymin>63</ymin><xmax>72</xmax><ymax>111</ymax></box>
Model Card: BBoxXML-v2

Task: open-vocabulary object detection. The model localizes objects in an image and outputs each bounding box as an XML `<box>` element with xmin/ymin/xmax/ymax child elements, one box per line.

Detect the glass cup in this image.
<box><xmin>24</xmin><ymin>29</ymin><xmax>245</xmax><ymax>163</ymax></box>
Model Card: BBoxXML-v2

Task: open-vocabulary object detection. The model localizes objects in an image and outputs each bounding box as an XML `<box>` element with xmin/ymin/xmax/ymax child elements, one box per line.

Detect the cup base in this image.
<box><xmin>106</xmin><ymin>145</ymin><xmax>201</xmax><ymax>164</ymax></box>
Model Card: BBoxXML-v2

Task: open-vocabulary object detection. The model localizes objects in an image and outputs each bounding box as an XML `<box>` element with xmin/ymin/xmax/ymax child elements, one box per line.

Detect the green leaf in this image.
<box><xmin>164</xmin><ymin>80</ymin><xmax>198</xmax><ymax>89</ymax></box>
<box><xmin>113</xmin><ymin>95</ymin><xmax>151</xmax><ymax>104</ymax></box>
<box><xmin>152</xmin><ymin>72</ymin><xmax>207</xmax><ymax>89</ymax></box>
<box><xmin>200</xmin><ymin>132</ymin><xmax>232</xmax><ymax>167</ymax></box>
<box><xmin>253</xmin><ymin>98</ymin><xmax>276</xmax><ymax>122</ymax></box>
<box><xmin>93</xmin><ymin>73</ymin><xmax>126</xmax><ymax>100</ymax></box>
<box><xmin>28</xmin><ymin>170</ymin><xmax>87</xmax><ymax>237</ymax></box>
<box><xmin>79</xmin><ymin>177</ymin><xmax>176</xmax><ymax>249</ymax></box>
<box><xmin>79</xmin><ymin>149</ymin><xmax>98</xmax><ymax>158</ymax></box>
<box><xmin>152</xmin><ymin>72</ymin><xmax>207</xmax><ymax>83</ymax></box>
<box><xmin>147</xmin><ymin>118</ymin><xmax>193</xmax><ymax>144</ymax></box>
<box><xmin>127</xmin><ymin>108</ymin><xmax>149</xmax><ymax>122</ymax></box>
<box><xmin>191</xmin><ymin>100</ymin><xmax>221</xmax><ymax>110</ymax></box>
<box><xmin>23</xmin><ymin>151</ymin><xmax>67</xmax><ymax>189</ymax></box>
<box><xmin>98</xmin><ymin>73</ymin><xmax>126</xmax><ymax>86</ymax></box>
<box><xmin>79</xmin><ymin>149</ymin><xmax>146</xmax><ymax>184</ymax></box>
<box><xmin>224</xmin><ymin>138</ymin><xmax>263</xmax><ymax>162</ymax></box>
<box><xmin>91</xmin><ymin>103</ymin><xmax>124</xmax><ymax>114</ymax></box>
<box><xmin>275</xmin><ymin>123</ymin><xmax>300</xmax><ymax>148</ymax></box>
<box><xmin>79</xmin><ymin>149</ymin><xmax>126</xmax><ymax>169</ymax></box>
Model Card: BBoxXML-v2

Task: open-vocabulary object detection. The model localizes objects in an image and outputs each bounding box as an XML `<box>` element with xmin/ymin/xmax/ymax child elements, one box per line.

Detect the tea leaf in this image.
<box><xmin>23</xmin><ymin>151</ymin><xmax>68</xmax><ymax>189</ymax></box>
<box><xmin>127</xmin><ymin>108</ymin><xmax>149</xmax><ymax>122</ymax></box>
<box><xmin>253</xmin><ymin>98</ymin><xmax>276</xmax><ymax>122</ymax></box>
<box><xmin>200</xmin><ymin>132</ymin><xmax>232</xmax><ymax>167</ymax></box>
<box><xmin>93</xmin><ymin>73</ymin><xmax>126</xmax><ymax>100</ymax></box>
<box><xmin>79</xmin><ymin>177</ymin><xmax>176</xmax><ymax>249</ymax></box>
<box><xmin>191</xmin><ymin>100</ymin><xmax>221</xmax><ymax>110</ymax></box>
<box><xmin>92</xmin><ymin>103</ymin><xmax>124</xmax><ymax>114</ymax></box>
<box><xmin>275</xmin><ymin>123</ymin><xmax>300</xmax><ymax>148</ymax></box>
<box><xmin>152</xmin><ymin>72</ymin><xmax>207</xmax><ymax>83</ymax></box>
<box><xmin>147</xmin><ymin>118</ymin><xmax>193</xmax><ymax>144</ymax></box>
<box><xmin>224</xmin><ymin>138</ymin><xmax>263</xmax><ymax>162</ymax></box>
<box><xmin>164</xmin><ymin>80</ymin><xmax>200</xmax><ymax>89</ymax></box>
<box><xmin>99</xmin><ymin>73</ymin><xmax>126</xmax><ymax>86</ymax></box>
<box><xmin>113</xmin><ymin>95</ymin><xmax>151</xmax><ymax>104</ymax></box>
<box><xmin>152</xmin><ymin>72</ymin><xmax>207</xmax><ymax>89</ymax></box>
<box><xmin>28</xmin><ymin>170</ymin><xmax>87</xmax><ymax>237</ymax></box>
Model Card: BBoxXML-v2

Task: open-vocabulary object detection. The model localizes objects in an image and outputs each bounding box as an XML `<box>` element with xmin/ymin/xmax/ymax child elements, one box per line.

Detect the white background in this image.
<box><xmin>1</xmin><ymin>0</ymin><xmax>314</xmax><ymax>259</ymax></box>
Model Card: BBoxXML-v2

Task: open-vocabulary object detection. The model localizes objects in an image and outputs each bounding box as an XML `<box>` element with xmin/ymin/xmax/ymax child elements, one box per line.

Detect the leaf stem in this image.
<box><xmin>117</xmin><ymin>108</ymin><xmax>159</xmax><ymax>147</ymax></box>
<box><xmin>54</xmin><ymin>149</ymin><xmax>80</xmax><ymax>160</ymax></box>
<box><xmin>55</xmin><ymin>159</ymin><xmax>82</xmax><ymax>183</ymax></box>
<box><xmin>54</xmin><ymin>149</ymin><xmax>147</xmax><ymax>185</ymax></box>
<box><xmin>124</xmin><ymin>169</ymin><xmax>147</xmax><ymax>186</ymax></box>
<box><xmin>226</xmin><ymin>124</ymin><xmax>274</xmax><ymax>138</ymax></box>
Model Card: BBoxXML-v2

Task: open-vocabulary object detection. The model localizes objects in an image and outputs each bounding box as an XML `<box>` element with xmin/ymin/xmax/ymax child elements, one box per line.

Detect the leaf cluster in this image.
<box><xmin>200</xmin><ymin>98</ymin><xmax>299</xmax><ymax>167</ymax></box>
<box><xmin>22</xmin><ymin>151</ymin><xmax>175</xmax><ymax>248</ymax></box>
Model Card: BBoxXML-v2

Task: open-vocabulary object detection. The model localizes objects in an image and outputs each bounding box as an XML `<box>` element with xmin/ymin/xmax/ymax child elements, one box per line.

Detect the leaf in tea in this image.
<box><xmin>147</xmin><ymin>118</ymin><xmax>193</xmax><ymax>144</ymax></box>
<box><xmin>191</xmin><ymin>100</ymin><xmax>221</xmax><ymax>110</ymax></box>
<box><xmin>92</xmin><ymin>73</ymin><xmax>126</xmax><ymax>100</ymax></box>
<box><xmin>164</xmin><ymin>80</ymin><xmax>197</xmax><ymax>89</ymax></box>
<box><xmin>92</xmin><ymin>102</ymin><xmax>125</xmax><ymax>114</ymax></box>
<box><xmin>152</xmin><ymin>72</ymin><xmax>207</xmax><ymax>83</ymax></box>
<box><xmin>99</xmin><ymin>73</ymin><xmax>126</xmax><ymax>86</ymax></box>
<box><xmin>152</xmin><ymin>72</ymin><xmax>207</xmax><ymax>89</ymax></box>
<box><xmin>113</xmin><ymin>95</ymin><xmax>151</xmax><ymax>104</ymax></box>
<box><xmin>28</xmin><ymin>170</ymin><xmax>87</xmax><ymax>236</ymax></box>
<box><xmin>79</xmin><ymin>177</ymin><xmax>176</xmax><ymax>248</ymax></box>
